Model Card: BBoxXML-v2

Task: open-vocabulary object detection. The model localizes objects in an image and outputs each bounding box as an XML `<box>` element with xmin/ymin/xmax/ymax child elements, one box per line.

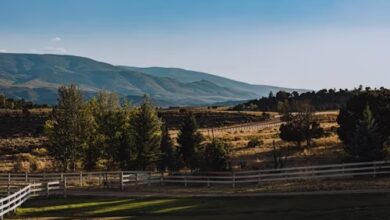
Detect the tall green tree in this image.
<box><xmin>115</xmin><ymin>103</ymin><xmax>135</xmax><ymax>170</ymax></box>
<box><xmin>130</xmin><ymin>96</ymin><xmax>162</xmax><ymax>170</ymax></box>
<box><xmin>87</xmin><ymin>91</ymin><xmax>124</xmax><ymax>170</ymax></box>
<box><xmin>44</xmin><ymin>84</ymin><xmax>91</xmax><ymax>171</ymax></box>
<box><xmin>343</xmin><ymin>105</ymin><xmax>384</xmax><ymax>161</ymax></box>
<box><xmin>177</xmin><ymin>112</ymin><xmax>204</xmax><ymax>170</ymax></box>
<box><xmin>157</xmin><ymin>123</ymin><xmax>178</xmax><ymax>172</ymax></box>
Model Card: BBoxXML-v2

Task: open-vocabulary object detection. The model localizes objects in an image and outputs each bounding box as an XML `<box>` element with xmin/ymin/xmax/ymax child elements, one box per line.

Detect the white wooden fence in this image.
<box><xmin>0</xmin><ymin>180</ymin><xmax>63</xmax><ymax>220</ymax></box>
<box><xmin>1</xmin><ymin>160</ymin><xmax>389</xmax><ymax>219</ymax></box>
<box><xmin>2</xmin><ymin>161</ymin><xmax>390</xmax><ymax>189</ymax></box>
<box><xmin>165</xmin><ymin>160</ymin><xmax>390</xmax><ymax>187</ymax></box>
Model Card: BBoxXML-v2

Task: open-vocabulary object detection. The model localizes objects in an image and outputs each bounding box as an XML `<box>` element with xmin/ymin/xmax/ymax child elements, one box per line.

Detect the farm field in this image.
<box><xmin>13</xmin><ymin>194</ymin><xmax>390</xmax><ymax>219</ymax></box>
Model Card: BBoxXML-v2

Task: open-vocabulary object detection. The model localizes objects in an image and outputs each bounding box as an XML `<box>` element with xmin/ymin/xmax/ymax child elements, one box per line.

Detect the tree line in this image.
<box><xmin>45</xmin><ymin>85</ymin><xmax>230</xmax><ymax>172</ymax></box>
<box><xmin>0</xmin><ymin>94</ymin><xmax>48</xmax><ymax>109</ymax></box>
<box><xmin>232</xmin><ymin>86</ymin><xmax>382</xmax><ymax>112</ymax></box>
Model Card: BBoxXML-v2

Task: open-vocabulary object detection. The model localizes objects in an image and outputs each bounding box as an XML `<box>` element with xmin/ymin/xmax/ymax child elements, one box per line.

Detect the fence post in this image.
<box><xmin>135</xmin><ymin>173</ymin><xmax>138</xmax><ymax>186</ymax></box>
<box><xmin>148</xmin><ymin>172</ymin><xmax>151</xmax><ymax>186</ymax></box>
<box><xmin>79</xmin><ymin>171</ymin><xmax>83</xmax><ymax>187</ymax></box>
<box><xmin>63</xmin><ymin>177</ymin><xmax>67</xmax><ymax>198</ymax></box>
<box><xmin>46</xmin><ymin>182</ymin><xmax>50</xmax><ymax>198</ymax></box>
<box><xmin>7</xmin><ymin>173</ymin><xmax>11</xmax><ymax>196</ymax></box>
<box><xmin>184</xmin><ymin>174</ymin><xmax>188</xmax><ymax>187</ymax></box>
<box><xmin>373</xmin><ymin>164</ymin><xmax>377</xmax><ymax>178</ymax></box>
<box><xmin>25</xmin><ymin>172</ymin><xmax>28</xmax><ymax>183</ymax></box>
<box><xmin>120</xmin><ymin>172</ymin><xmax>124</xmax><ymax>191</ymax></box>
<box><xmin>105</xmin><ymin>173</ymin><xmax>108</xmax><ymax>188</ymax></box>
<box><xmin>207</xmin><ymin>177</ymin><xmax>210</xmax><ymax>187</ymax></box>
<box><xmin>1</xmin><ymin>200</ymin><xmax>3</xmax><ymax>220</ymax></box>
<box><xmin>257</xmin><ymin>171</ymin><xmax>261</xmax><ymax>186</ymax></box>
<box><xmin>232</xmin><ymin>172</ymin><xmax>236</xmax><ymax>188</ymax></box>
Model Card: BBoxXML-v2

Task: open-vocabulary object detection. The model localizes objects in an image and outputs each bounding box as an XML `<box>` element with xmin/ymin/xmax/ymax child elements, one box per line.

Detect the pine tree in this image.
<box><xmin>157</xmin><ymin>123</ymin><xmax>177</xmax><ymax>171</ymax></box>
<box><xmin>177</xmin><ymin>112</ymin><xmax>204</xmax><ymax>170</ymax></box>
<box><xmin>345</xmin><ymin>105</ymin><xmax>384</xmax><ymax>161</ymax></box>
<box><xmin>44</xmin><ymin>84</ymin><xmax>91</xmax><ymax>171</ymax></box>
<box><xmin>130</xmin><ymin>96</ymin><xmax>162</xmax><ymax>170</ymax></box>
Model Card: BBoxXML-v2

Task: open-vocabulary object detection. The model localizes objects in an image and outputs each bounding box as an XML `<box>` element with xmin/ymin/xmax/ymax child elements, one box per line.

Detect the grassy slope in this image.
<box><xmin>0</xmin><ymin>53</ymin><xmax>301</xmax><ymax>106</ymax></box>
<box><xmin>15</xmin><ymin>194</ymin><xmax>390</xmax><ymax>219</ymax></box>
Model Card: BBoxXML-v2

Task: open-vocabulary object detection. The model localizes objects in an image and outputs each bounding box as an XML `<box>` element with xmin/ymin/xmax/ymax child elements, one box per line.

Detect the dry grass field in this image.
<box><xmin>0</xmin><ymin>110</ymin><xmax>344</xmax><ymax>172</ymax></box>
<box><xmin>202</xmin><ymin>115</ymin><xmax>344</xmax><ymax>170</ymax></box>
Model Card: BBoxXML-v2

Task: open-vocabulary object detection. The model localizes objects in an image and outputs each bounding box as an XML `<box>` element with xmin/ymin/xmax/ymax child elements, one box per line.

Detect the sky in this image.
<box><xmin>0</xmin><ymin>0</ymin><xmax>390</xmax><ymax>90</ymax></box>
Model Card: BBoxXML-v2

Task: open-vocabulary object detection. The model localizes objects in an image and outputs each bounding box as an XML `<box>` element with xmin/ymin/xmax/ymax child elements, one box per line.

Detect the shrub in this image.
<box><xmin>247</xmin><ymin>138</ymin><xmax>264</xmax><ymax>148</ymax></box>
<box><xmin>204</xmin><ymin>139</ymin><xmax>231</xmax><ymax>171</ymax></box>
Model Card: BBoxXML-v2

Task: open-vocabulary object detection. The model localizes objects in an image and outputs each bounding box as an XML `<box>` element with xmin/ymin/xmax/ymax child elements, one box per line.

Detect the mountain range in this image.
<box><xmin>0</xmin><ymin>53</ymin><xmax>306</xmax><ymax>106</ymax></box>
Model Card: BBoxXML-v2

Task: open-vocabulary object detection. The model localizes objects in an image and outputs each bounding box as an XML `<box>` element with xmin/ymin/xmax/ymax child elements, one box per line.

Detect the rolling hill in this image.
<box><xmin>0</xmin><ymin>53</ymin><xmax>305</xmax><ymax>106</ymax></box>
<box><xmin>123</xmin><ymin>66</ymin><xmax>305</xmax><ymax>98</ymax></box>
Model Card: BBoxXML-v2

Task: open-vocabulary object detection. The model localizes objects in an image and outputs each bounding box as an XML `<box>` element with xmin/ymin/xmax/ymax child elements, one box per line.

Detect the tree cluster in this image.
<box><xmin>44</xmin><ymin>85</ymin><xmax>231</xmax><ymax>172</ymax></box>
<box><xmin>0</xmin><ymin>94</ymin><xmax>48</xmax><ymax>109</ymax></box>
<box><xmin>232</xmin><ymin>87</ymin><xmax>373</xmax><ymax>112</ymax></box>
<box><xmin>337</xmin><ymin>88</ymin><xmax>390</xmax><ymax>161</ymax></box>
<box><xmin>45</xmin><ymin>85</ymin><xmax>163</xmax><ymax>171</ymax></box>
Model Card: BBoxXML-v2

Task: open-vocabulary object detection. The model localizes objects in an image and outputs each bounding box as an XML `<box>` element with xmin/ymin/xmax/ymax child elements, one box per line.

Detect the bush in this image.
<box><xmin>247</xmin><ymin>138</ymin><xmax>263</xmax><ymax>148</ymax></box>
<box><xmin>204</xmin><ymin>139</ymin><xmax>231</xmax><ymax>171</ymax></box>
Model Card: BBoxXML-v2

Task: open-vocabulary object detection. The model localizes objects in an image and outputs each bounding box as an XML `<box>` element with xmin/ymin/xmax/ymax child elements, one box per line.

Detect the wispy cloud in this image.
<box><xmin>29</xmin><ymin>49</ymin><xmax>38</xmax><ymax>53</ymax></box>
<box><xmin>44</xmin><ymin>47</ymin><xmax>67</xmax><ymax>53</ymax></box>
<box><xmin>0</xmin><ymin>49</ymin><xmax>7</xmax><ymax>53</ymax></box>
<box><xmin>51</xmin><ymin>37</ymin><xmax>62</xmax><ymax>42</ymax></box>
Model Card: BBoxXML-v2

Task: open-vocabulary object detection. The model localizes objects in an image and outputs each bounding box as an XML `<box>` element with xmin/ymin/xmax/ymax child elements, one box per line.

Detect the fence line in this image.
<box><xmin>1</xmin><ymin>161</ymin><xmax>390</xmax><ymax>189</ymax></box>
<box><xmin>0</xmin><ymin>180</ymin><xmax>63</xmax><ymax>220</ymax></box>
<box><xmin>199</xmin><ymin>121</ymin><xmax>283</xmax><ymax>135</ymax></box>
<box><xmin>1</xmin><ymin>160</ymin><xmax>390</xmax><ymax>218</ymax></box>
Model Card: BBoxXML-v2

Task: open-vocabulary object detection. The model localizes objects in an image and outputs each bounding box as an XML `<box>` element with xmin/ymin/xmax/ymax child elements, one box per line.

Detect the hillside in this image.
<box><xmin>0</xmin><ymin>53</ymin><xmax>303</xmax><ymax>106</ymax></box>
<box><xmin>124</xmin><ymin>66</ymin><xmax>306</xmax><ymax>98</ymax></box>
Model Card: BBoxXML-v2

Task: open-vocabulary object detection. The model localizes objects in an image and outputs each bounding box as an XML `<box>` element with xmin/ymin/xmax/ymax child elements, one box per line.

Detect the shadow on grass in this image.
<box><xmin>17</xmin><ymin>196</ymin><xmax>201</xmax><ymax>218</ymax></box>
<box><xmin>16</xmin><ymin>194</ymin><xmax>390</xmax><ymax>220</ymax></box>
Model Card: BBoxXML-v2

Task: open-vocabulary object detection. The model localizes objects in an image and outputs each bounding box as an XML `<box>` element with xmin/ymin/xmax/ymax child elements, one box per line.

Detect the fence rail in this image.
<box><xmin>1</xmin><ymin>160</ymin><xmax>390</xmax><ymax>219</ymax></box>
<box><xmin>0</xmin><ymin>180</ymin><xmax>63</xmax><ymax>220</ymax></box>
<box><xmin>2</xmin><ymin>161</ymin><xmax>389</xmax><ymax>189</ymax></box>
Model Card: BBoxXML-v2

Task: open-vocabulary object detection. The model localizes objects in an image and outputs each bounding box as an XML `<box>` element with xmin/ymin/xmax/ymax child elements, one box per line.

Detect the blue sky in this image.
<box><xmin>1</xmin><ymin>0</ymin><xmax>390</xmax><ymax>89</ymax></box>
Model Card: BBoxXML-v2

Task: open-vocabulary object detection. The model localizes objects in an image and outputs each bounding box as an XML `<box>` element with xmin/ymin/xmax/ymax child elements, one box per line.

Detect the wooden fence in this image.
<box><xmin>165</xmin><ymin>160</ymin><xmax>390</xmax><ymax>187</ymax></box>
<box><xmin>200</xmin><ymin>121</ymin><xmax>282</xmax><ymax>135</ymax></box>
<box><xmin>2</xmin><ymin>161</ymin><xmax>390</xmax><ymax>189</ymax></box>
<box><xmin>0</xmin><ymin>180</ymin><xmax>63</xmax><ymax>220</ymax></box>
<box><xmin>1</xmin><ymin>160</ymin><xmax>390</xmax><ymax>219</ymax></box>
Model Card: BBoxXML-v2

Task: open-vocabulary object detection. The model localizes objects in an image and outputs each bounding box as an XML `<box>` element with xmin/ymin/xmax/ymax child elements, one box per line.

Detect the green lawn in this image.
<box><xmin>15</xmin><ymin>194</ymin><xmax>390</xmax><ymax>219</ymax></box>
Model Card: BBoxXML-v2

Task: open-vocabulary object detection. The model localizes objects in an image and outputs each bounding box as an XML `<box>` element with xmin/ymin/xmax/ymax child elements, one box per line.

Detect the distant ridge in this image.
<box><xmin>0</xmin><ymin>53</ymin><xmax>306</xmax><ymax>106</ymax></box>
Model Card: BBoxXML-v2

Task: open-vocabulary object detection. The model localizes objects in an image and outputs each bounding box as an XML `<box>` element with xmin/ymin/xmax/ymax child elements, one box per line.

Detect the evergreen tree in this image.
<box><xmin>44</xmin><ymin>84</ymin><xmax>91</xmax><ymax>171</ymax></box>
<box><xmin>115</xmin><ymin>103</ymin><xmax>135</xmax><ymax>170</ymax></box>
<box><xmin>130</xmin><ymin>96</ymin><xmax>162</xmax><ymax>170</ymax></box>
<box><xmin>338</xmin><ymin>89</ymin><xmax>390</xmax><ymax>160</ymax></box>
<box><xmin>177</xmin><ymin>112</ymin><xmax>204</xmax><ymax>170</ymax></box>
<box><xmin>157</xmin><ymin>123</ymin><xmax>177</xmax><ymax>171</ymax></box>
<box><xmin>344</xmin><ymin>105</ymin><xmax>384</xmax><ymax>161</ymax></box>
